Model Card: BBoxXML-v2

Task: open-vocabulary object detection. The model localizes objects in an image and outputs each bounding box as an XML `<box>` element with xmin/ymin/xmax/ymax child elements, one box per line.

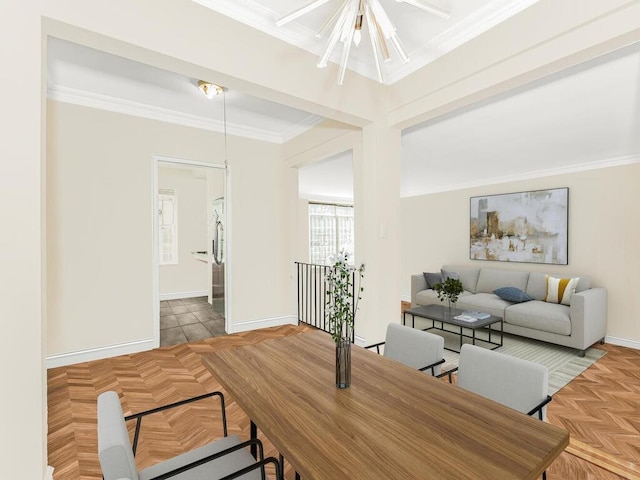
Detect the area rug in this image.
<box><xmin>431</xmin><ymin>328</ymin><xmax>607</xmax><ymax>395</ymax></box>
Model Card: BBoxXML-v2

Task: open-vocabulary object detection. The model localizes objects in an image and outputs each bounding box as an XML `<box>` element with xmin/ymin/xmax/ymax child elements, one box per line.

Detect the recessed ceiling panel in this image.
<box><xmin>47</xmin><ymin>37</ymin><xmax>324</xmax><ymax>143</ymax></box>
<box><xmin>401</xmin><ymin>44</ymin><xmax>640</xmax><ymax>196</ymax></box>
<box><xmin>194</xmin><ymin>0</ymin><xmax>540</xmax><ymax>84</ymax></box>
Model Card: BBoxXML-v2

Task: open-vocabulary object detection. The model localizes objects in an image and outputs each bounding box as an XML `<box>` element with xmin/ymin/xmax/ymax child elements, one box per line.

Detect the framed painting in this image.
<box><xmin>470</xmin><ymin>188</ymin><xmax>568</xmax><ymax>265</ymax></box>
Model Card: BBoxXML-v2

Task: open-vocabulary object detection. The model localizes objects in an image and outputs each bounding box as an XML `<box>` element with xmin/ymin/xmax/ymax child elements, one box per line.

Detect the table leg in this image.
<box><xmin>472</xmin><ymin>328</ymin><xmax>476</xmax><ymax>346</ymax></box>
<box><xmin>460</xmin><ymin>326</ymin><xmax>463</xmax><ymax>349</ymax></box>
<box><xmin>250</xmin><ymin>420</ymin><xmax>257</xmax><ymax>459</ymax></box>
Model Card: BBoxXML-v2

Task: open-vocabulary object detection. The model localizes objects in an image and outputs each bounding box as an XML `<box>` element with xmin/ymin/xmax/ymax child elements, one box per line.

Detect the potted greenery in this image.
<box><xmin>433</xmin><ymin>277</ymin><xmax>464</xmax><ymax>313</ymax></box>
<box><xmin>325</xmin><ymin>250</ymin><xmax>365</xmax><ymax>388</ymax></box>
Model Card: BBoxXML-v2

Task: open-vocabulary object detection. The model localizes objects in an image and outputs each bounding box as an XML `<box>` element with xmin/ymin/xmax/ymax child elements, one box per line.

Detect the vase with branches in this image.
<box><xmin>433</xmin><ymin>277</ymin><xmax>464</xmax><ymax>314</ymax></box>
<box><xmin>325</xmin><ymin>250</ymin><xmax>365</xmax><ymax>388</ymax></box>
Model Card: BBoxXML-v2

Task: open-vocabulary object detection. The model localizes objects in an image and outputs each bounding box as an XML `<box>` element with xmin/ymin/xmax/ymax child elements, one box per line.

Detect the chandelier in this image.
<box><xmin>276</xmin><ymin>0</ymin><xmax>450</xmax><ymax>85</ymax></box>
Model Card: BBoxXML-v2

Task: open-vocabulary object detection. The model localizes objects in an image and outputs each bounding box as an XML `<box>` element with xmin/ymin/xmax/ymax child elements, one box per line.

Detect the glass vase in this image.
<box><xmin>447</xmin><ymin>298</ymin><xmax>456</xmax><ymax>318</ymax></box>
<box><xmin>335</xmin><ymin>337</ymin><xmax>352</xmax><ymax>388</ymax></box>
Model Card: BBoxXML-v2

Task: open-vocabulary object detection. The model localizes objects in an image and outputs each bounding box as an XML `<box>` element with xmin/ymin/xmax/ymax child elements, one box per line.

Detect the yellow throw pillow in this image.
<box><xmin>545</xmin><ymin>275</ymin><xmax>580</xmax><ymax>305</ymax></box>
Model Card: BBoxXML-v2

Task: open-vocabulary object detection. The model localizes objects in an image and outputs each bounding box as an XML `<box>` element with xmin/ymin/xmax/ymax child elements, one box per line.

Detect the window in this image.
<box><xmin>159</xmin><ymin>189</ymin><xmax>178</xmax><ymax>265</ymax></box>
<box><xmin>309</xmin><ymin>202</ymin><xmax>354</xmax><ymax>265</ymax></box>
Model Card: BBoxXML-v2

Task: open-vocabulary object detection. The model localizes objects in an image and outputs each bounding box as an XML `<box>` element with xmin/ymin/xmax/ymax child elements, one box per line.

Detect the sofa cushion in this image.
<box><xmin>416</xmin><ymin>289</ymin><xmax>472</xmax><ymax>306</ymax></box>
<box><xmin>476</xmin><ymin>268</ymin><xmax>529</xmax><ymax>294</ymax></box>
<box><xmin>455</xmin><ymin>293</ymin><xmax>511</xmax><ymax>318</ymax></box>
<box><xmin>526</xmin><ymin>272</ymin><xmax>592</xmax><ymax>300</ymax></box>
<box><xmin>545</xmin><ymin>275</ymin><xmax>580</xmax><ymax>305</ymax></box>
<box><xmin>494</xmin><ymin>287</ymin><xmax>533</xmax><ymax>303</ymax></box>
<box><xmin>441</xmin><ymin>269</ymin><xmax>459</xmax><ymax>281</ymax></box>
<box><xmin>423</xmin><ymin>272</ymin><xmax>442</xmax><ymax>289</ymax></box>
<box><xmin>505</xmin><ymin>301</ymin><xmax>571</xmax><ymax>336</ymax></box>
<box><xmin>415</xmin><ymin>289</ymin><xmax>440</xmax><ymax>306</ymax></box>
<box><xmin>576</xmin><ymin>277</ymin><xmax>591</xmax><ymax>292</ymax></box>
<box><xmin>441</xmin><ymin>265</ymin><xmax>481</xmax><ymax>293</ymax></box>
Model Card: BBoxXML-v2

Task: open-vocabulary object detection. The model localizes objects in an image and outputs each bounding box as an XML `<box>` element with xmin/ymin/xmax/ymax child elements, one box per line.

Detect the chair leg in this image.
<box><xmin>250</xmin><ymin>421</ymin><xmax>258</xmax><ymax>459</ymax></box>
<box><xmin>542</xmin><ymin>470</ymin><xmax>546</xmax><ymax>480</ymax></box>
<box><xmin>295</xmin><ymin>473</ymin><xmax>301</xmax><ymax>480</ymax></box>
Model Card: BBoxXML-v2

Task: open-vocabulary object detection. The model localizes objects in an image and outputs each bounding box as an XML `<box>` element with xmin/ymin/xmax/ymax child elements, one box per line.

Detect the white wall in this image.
<box><xmin>158</xmin><ymin>166</ymin><xmax>209</xmax><ymax>297</ymax></box>
<box><xmin>402</xmin><ymin>162</ymin><xmax>640</xmax><ymax>346</ymax></box>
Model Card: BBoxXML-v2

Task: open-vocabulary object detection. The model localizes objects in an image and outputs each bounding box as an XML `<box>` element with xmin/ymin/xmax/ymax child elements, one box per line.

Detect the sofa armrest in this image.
<box><xmin>411</xmin><ymin>274</ymin><xmax>428</xmax><ymax>307</ymax></box>
<box><xmin>569</xmin><ymin>287</ymin><xmax>607</xmax><ymax>349</ymax></box>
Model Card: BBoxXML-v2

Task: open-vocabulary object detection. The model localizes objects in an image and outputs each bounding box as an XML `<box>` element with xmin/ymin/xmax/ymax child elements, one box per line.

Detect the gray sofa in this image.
<box><xmin>411</xmin><ymin>264</ymin><xmax>607</xmax><ymax>355</ymax></box>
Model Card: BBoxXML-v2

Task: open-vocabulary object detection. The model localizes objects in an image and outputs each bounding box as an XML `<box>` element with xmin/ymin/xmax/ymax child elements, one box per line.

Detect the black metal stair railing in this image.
<box><xmin>295</xmin><ymin>262</ymin><xmax>355</xmax><ymax>342</ymax></box>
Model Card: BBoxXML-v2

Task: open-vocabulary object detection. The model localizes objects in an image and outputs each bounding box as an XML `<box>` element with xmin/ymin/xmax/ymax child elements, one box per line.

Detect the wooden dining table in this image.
<box><xmin>202</xmin><ymin>330</ymin><xmax>569</xmax><ymax>480</ymax></box>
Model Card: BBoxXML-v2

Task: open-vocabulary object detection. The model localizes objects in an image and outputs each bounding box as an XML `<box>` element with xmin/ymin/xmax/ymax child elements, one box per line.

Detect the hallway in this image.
<box><xmin>160</xmin><ymin>296</ymin><xmax>226</xmax><ymax>346</ymax></box>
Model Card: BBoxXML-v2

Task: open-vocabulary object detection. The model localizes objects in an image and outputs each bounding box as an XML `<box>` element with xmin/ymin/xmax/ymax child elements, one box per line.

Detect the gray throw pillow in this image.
<box><xmin>494</xmin><ymin>286</ymin><xmax>533</xmax><ymax>303</ymax></box>
<box><xmin>423</xmin><ymin>272</ymin><xmax>442</xmax><ymax>289</ymax></box>
<box><xmin>441</xmin><ymin>269</ymin><xmax>460</xmax><ymax>281</ymax></box>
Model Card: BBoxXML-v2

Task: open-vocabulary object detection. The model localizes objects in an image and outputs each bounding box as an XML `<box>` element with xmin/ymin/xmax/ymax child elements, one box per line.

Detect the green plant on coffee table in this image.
<box><xmin>434</xmin><ymin>277</ymin><xmax>464</xmax><ymax>305</ymax></box>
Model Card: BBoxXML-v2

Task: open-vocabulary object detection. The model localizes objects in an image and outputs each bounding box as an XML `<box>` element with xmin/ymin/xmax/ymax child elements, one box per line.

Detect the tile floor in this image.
<box><xmin>160</xmin><ymin>296</ymin><xmax>226</xmax><ymax>346</ymax></box>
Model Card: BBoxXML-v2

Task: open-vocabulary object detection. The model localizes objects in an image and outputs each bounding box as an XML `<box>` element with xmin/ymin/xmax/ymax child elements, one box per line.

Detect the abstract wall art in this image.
<box><xmin>470</xmin><ymin>188</ymin><xmax>568</xmax><ymax>265</ymax></box>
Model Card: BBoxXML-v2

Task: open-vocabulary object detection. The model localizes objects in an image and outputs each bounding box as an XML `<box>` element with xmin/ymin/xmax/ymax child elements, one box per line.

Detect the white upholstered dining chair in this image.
<box><xmin>456</xmin><ymin>344</ymin><xmax>553</xmax><ymax>479</ymax></box>
<box><xmin>366</xmin><ymin>323</ymin><xmax>446</xmax><ymax>376</ymax></box>
<box><xmin>98</xmin><ymin>390</ymin><xmax>282</xmax><ymax>480</ymax></box>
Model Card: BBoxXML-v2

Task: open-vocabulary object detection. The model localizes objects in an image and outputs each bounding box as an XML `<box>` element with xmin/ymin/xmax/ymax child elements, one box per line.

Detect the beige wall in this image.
<box><xmin>46</xmin><ymin>100</ymin><xmax>293</xmax><ymax>358</ymax></box>
<box><xmin>0</xmin><ymin>2</ymin><xmax>45</xmax><ymax>478</ymax></box>
<box><xmin>158</xmin><ymin>166</ymin><xmax>209</xmax><ymax>297</ymax></box>
<box><xmin>402</xmin><ymin>163</ymin><xmax>640</xmax><ymax>344</ymax></box>
<box><xmin>227</xmin><ymin>140</ymin><xmax>297</xmax><ymax>327</ymax></box>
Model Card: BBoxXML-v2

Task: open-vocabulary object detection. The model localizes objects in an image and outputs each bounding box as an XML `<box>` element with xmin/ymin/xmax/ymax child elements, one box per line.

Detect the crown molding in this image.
<box><xmin>281</xmin><ymin>114</ymin><xmax>326</xmax><ymax>142</ymax></box>
<box><xmin>401</xmin><ymin>154</ymin><xmax>640</xmax><ymax>198</ymax></box>
<box><xmin>193</xmin><ymin>0</ymin><xmax>319</xmax><ymax>53</ymax></box>
<box><xmin>48</xmin><ymin>85</ymin><xmax>318</xmax><ymax>144</ymax></box>
<box><xmin>387</xmin><ymin>0</ymin><xmax>540</xmax><ymax>83</ymax></box>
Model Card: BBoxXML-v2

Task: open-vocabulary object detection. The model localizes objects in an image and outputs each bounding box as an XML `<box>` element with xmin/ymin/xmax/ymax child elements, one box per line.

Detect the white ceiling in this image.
<box><xmin>298</xmin><ymin>151</ymin><xmax>354</xmax><ymax>202</ymax></box>
<box><xmin>47</xmin><ymin>33</ymin><xmax>640</xmax><ymax>203</ymax></box>
<box><xmin>194</xmin><ymin>0</ymin><xmax>539</xmax><ymax>84</ymax></box>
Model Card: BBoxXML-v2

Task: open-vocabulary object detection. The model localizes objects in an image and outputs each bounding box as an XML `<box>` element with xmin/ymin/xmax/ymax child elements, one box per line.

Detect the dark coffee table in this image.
<box><xmin>403</xmin><ymin>304</ymin><xmax>503</xmax><ymax>353</ymax></box>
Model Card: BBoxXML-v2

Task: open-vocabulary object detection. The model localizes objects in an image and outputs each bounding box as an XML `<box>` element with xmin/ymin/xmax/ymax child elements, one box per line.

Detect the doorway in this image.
<box><xmin>153</xmin><ymin>156</ymin><xmax>227</xmax><ymax>347</ymax></box>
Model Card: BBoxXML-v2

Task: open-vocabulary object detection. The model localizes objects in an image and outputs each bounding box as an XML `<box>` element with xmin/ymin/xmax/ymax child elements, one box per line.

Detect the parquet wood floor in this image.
<box><xmin>47</xmin><ymin>323</ymin><xmax>640</xmax><ymax>479</ymax></box>
<box><xmin>546</xmin><ymin>341</ymin><xmax>640</xmax><ymax>480</ymax></box>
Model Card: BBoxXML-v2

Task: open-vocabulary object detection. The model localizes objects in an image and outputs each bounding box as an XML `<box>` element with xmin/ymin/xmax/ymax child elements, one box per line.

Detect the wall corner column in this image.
<box><xmin>353</xmin><ymin>121</ymin><xmax>402</xmax><ymax>344</ymax></box>
<box><xmin>0</xmin><ymin>1</ymin><xmax>47</xmax><ymax>477</ymax></box>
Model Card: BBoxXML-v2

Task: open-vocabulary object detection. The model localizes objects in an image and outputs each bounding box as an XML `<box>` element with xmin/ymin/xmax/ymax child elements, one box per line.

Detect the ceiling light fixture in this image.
<box><xmin>197</xmin><ymin>80</ymin><xmax>224</xmax><ymax>99</ymax></box>
<box><xmin>276</xmin><ymin>0</ymin><xmax>451</xmax><ymax>85</ymax></box>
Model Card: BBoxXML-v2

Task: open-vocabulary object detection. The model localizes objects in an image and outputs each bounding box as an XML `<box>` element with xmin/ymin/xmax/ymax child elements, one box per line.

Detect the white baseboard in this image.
<box><xmin>604</xmin><ymin>335</ymin><xmax>640</xmax><ymax>350</ymax></box>
<box><xmin>46</xmin><ymin>338</ymin><xmax>155</xmax><ymax>369</ymax></box>
<box><xmin>160</xmin><ymin>290</ymin><xmax>208</xmax><ymax>301</ymax></box>
<box><xmin>44</xmin><ymin>466</ymin><xmax>54</xmax><ymax>480</ymax></box>
<box><xmin>230</xmin><ymin>315</ymin><xmax>298</xmax><ymax>333</ymax></box>
<box><xmin>401</xmin><ymin>294</ymin><xmax>411</xmax><ymax>303</ymax></box>
<box><xmin>354</xmin><ymin>334</ymin><xmax>367</xmax><ymax>347</ymax></box>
